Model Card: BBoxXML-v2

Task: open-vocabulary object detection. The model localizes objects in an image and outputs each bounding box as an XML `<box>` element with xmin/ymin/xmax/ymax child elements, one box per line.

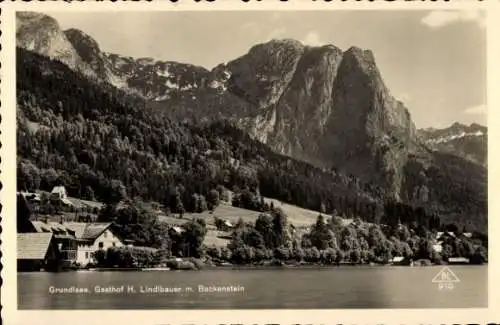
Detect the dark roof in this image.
<box><xmin>81</xmin><ymin>223</ymin><xmax>112</xmax><ymax>239</ymax></box>
<box><xmin>17</xmin><ymin>233</ymin><xmax>54</xmax><ymax>260</ymax></box>
<box><xmin>62</xmin><ymin>222</ymin><xmax>87</xmax><ymax>238</ymax></box>
<box><xmin>31</xmin><ymin>221</ymin><xmax>112</xmax><ymax>240</ymax></box>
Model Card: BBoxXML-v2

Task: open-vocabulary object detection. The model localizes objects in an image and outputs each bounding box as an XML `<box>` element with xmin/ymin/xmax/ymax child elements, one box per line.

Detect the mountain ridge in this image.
<box><xmin>16</xmin><ymin>12</ymin><xmax>487</xmax><ymax>232</ymax></box>
<box><xmin>418</xmin><ymin>122</ymin><xmax>487</xmax><ymax>166</ymax></box>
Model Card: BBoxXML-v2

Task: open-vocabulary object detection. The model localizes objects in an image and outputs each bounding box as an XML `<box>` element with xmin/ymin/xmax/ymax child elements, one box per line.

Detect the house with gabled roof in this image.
<box><xmin>31</xmin><ymin>221</ymin><xmax>124</xmax><ymax>266</ymax></box>
<box><xmin>50</xmin><ymin>186</ymin><xmax>73</xmax><ymax>206</ymax></box>
<box><xmin>31</xmin><ymin>220</ymin><xmax>78</xmax><ymax>263</ymax></box>
<box><xmin>17</xmin><ymin>233</ymin><xmax>60</xmax><ymax>271</ymax></box>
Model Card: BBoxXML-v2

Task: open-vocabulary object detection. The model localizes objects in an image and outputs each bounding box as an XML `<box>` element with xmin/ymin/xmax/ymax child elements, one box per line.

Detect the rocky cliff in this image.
<box><xmin>16</xmin><ymin>12</ymin><xmax>82</xmax><ymax>69</ymax></box>
<box><xmin>17</xmin><ymin>12</ymin><xmax>485</xmax><ymax>206</ymax></box>
<box><xmin>16</xmin><ymin>12</ymin><xmax>125</xmax><ymax>88</ymax></box>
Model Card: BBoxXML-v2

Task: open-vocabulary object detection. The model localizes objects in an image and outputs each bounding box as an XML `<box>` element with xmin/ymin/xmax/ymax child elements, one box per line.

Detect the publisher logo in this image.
<box><xmin>432</xmin><ymin>267</ymin><xmax>460</xmax><ymax>290</ymax></box>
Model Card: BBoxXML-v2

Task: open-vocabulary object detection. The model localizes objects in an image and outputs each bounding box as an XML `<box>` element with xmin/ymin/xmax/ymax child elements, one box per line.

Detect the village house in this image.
<box><xmin>432</xmin><ymin>243</ymin><xmax>443</xmax><ymax>254</ymax></box>
<box><xmin>432</xmin><ymin>231</ymin><xmax>457</xmax><ymax>255</ymax></box>
<box><xmin>221</xmin><ymin>220</ymin><xmax>234</xmax><ymax>231</ymax></box>
<box><xmin>168</xmin><ymin>226</ymin><xmax>186</xmax><ymax>237</ymax></box>
<box><xmin>213</xmin><ymin>217</ymin><xmax>234</xmax><ymax>232</ymax></box>
<box><xmin>31</xmin><ymin>221</ymin><xmax>124</xmax><ymax>266</ymax></box>
<box><xmin>430</xmin><ymin>231</ymin><xmax>474</xmax><ymax>264</ymax></box>
<box><xmin>50</xmin><ymin>186</ymin><xmax>73</xmax><ymax>207</ymax></box>
<box><xmin>19</xmin><ymin>191</ymin><xmax>42</xmax><ymax>203</ymax></box>
<box><xmin>436</xmin><ymin>231</ymin><xmax>456</xmax><ymax>240</ymax></box>
<box><xmin>17</xmin><ymin>233</ymin><xmax>60</xmax><ymax>272</ymax></box>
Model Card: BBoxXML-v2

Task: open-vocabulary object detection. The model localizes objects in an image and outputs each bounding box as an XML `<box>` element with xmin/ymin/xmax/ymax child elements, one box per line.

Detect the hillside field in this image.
<box><xmin>158</xmin><ymin>199</ymin><xmax>353</xmax><ymax>248</ymax></box>
<box><xmin>31</xmin><ymin>191</ymin><xmax>353</xmax><ymax>248</ymax></box>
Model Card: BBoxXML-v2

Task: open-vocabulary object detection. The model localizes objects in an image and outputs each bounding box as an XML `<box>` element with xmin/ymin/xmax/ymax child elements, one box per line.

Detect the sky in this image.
<box><xmin>42</xmin><ymin>10</ymin><xmax>487</xmax><ymax>129</ymax></box>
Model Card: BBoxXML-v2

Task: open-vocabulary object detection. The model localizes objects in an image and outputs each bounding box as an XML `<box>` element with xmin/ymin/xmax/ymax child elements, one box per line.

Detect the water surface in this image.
<box><xmin>18</xmin><ymin>265</ymin><xmax>487</xmax><ymax>309</ymax></box>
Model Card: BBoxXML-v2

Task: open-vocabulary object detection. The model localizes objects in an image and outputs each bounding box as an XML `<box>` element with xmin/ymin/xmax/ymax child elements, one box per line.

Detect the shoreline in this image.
<box><xmin>18</xmin><ymin>263</ymin><xmax>487</xmax><ymax>274</ymax></box>
<box><xmin>63</xmin><ymin>261</ymin><xmax>485</xmax><ymax>273</ymax></box>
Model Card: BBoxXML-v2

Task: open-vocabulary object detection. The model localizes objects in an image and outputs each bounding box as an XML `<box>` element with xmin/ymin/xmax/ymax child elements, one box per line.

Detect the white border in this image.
<box><xmin>2</xmin><ymin>1</ymin><xmax>499</xmax><ymax>324</ymax></box>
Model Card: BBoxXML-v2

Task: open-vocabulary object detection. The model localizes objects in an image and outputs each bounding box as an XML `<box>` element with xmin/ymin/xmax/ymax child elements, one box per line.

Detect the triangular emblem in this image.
<box><xmin>432</xmin><ymin>267</ymin><xmax>460</xmax><ymax>283</ymax></box>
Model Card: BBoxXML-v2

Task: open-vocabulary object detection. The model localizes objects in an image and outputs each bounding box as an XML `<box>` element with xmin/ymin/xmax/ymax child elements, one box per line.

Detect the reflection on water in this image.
<box><xmin>18</xmin><ymin>265</ymin><xmax>487</xmax><ymax>309</ymax></box>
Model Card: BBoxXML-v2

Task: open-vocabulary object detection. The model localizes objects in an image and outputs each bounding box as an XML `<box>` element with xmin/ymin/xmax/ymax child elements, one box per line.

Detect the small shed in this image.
<box><xmin>222</xmin><ymin>220</ymin><xmax>234</xmax><ymax>230</ymax></box>
<box><xmin>390</xmin><ymin>256</ymin><xmax>410</xmax><ymax>265</ymax></box>
<box><xmin>169</xmin><ymin>226</ymin><xmax>185</xmax><ymax>236</ymax></box>
<box><xmin>448</xmin><ymin>257</ymin><xmax>470</xmax><ymax>264</ymax></box>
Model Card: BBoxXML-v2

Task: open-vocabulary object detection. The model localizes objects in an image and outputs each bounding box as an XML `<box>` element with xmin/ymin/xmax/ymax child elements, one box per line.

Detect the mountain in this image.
<box><xmin>16</xmin><ymin>15</ymin><xmax>415</xmax><ymax>200</ymax></box>
<box><xmin>419</xmin><ymin>123</ymin><xmax>487</xmax><ymax>166</ymax></box>
<box><xmin>16</xmin><ymin>12</ymin><xmax>487</xmax><ymax>232</ymax></box>
<box><xmin>98</xmin><ymin>38</ymin><xmax>419</xmax><ymax>199</ymax></box>
<box><xmin>63</xmin><ymin>29</ymin><xmax>127</xmax><ymax>88</ymax></box>
<box><xmin>16</xmin><ymin>12</ymin><xmax>83</xmax><ymax>70</ymax></box>
<box><xmin>16</xmin><ymin>12</ymin><xmax>126</xmax><ymax>88</ymax></box>
<box><xmin>16</xmin><ymin>47</ymin><xmax>388</xmax><ymax>225</ymax></box>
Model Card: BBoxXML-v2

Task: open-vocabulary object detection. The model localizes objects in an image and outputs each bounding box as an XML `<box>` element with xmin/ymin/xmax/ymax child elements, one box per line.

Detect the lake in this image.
<box><xmin>18</xmin><ymin>265</ymin><xmax>487</xmax><ymax>309</ymax></box>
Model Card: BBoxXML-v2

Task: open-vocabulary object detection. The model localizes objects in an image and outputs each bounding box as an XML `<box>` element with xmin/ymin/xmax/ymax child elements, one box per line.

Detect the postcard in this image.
<box><xmin>1</xmin><ymin>1</ymin><xmax>498</xmax><ymax>324</ymax></box>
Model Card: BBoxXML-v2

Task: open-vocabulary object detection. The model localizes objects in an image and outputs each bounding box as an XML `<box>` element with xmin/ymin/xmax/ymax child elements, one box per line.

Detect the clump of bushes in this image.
<box><xmin>93</xmin><ymin>246</ymin><xmax>163</xmax><ymax>268</ymax></box>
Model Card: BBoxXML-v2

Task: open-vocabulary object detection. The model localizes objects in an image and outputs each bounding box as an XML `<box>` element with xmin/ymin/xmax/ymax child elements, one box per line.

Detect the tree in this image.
<box><xmin>175</xmin><ymin>193</ymin><xmax>185</xmax><ymax>218</ymax></box>
<box><xmin>401</xmin><ymin>242</ymin><xmax>413</xmax><ymax>259</ymax></box>
<box><xmin>271</xmin><ymin>208</ymin><xmax>288</xmax><ymax>248</ymax></box>
<box><xmin>17</xmin><ymin>194</ymin><xmax>33</xmax><ymax>233</ymax></box>
<box><xmin>207</xmin><ymin>245</ymin><xmax>222</xmax><ymax>260</ymax></box>
<box><xmin>310</xmin><ymin>215</ymin><xmax>336</xmax><ymax>250</ymax></box>
<box><xmin>440</xmin><ymin>244</ymin><xmax>453</xmax><ymax>262</ymax></box>
<box><xmin>18</xmin><ymin>161</ymin><xmax>41</xmax><ymax>191</ymax></box>
<box><xmin>107</xmin><ymin>179</ymin><xmax>127</xmax><ymax>204</ymax></box>
<box><xmin>328</xmin><ymin>215</ymin><xmax>344</xmax><ymax>234</ymax></box>
<box><xmin>292</xmin><ymin>246</ymin><xmax>304</xmax><ymax>262</ymax></box>
<box><xmin>350</xmin><ymin>249</ymin><xmax>362</xmax><ymax>264</ymax></box>
<box><xmin>93</xmin><ymin>249</ymin><xmax>107</xmax><ymax>266</ymax></box>
<box><xmin>82</xmin><ymin>185</ymin><xmax>95</xmax><ymax>201</ymax></box>
<box><xmin>470</xmin><ymin>246</ymin><xmax>487</xmax><ymax>264</ymax></box>
<box><xmin>459</xmin><ymin>239</ymin><xmax>475</xmax><ymax>258</ymax></box>
<box><xmin>396</xmin><ymin>224</ymin><xmax>411</xmax><ymax>242</ymax></box>
<box><xmin>217</xmin><ymin>185</ymin><xmax>230</xmax><ymax>202</ymax></box>
<box><xmin>417</xmin><ymin>238</ymin><xmax>434</xmax><ymax>260</ymax></box>
<box><xmin>181</xmin><ymin>218</ymin><xmax>207</xmax><ymax>257</ymax></box>
<box><xmin>322</xmin><ymin>247</ymin><xmax>337</xmax><ymax>264</ymax></box>
<box><xmin>207</xmin><ymin>189</ymin><xmax>220</xmax><ymax>211</ymax></box>
<box><xmin>255</xmin><ymin>213</ymin><xmax>274</xmax><ymax>248</ymax></box>
<box><xmin>340</xmin><ymin>226</ymin><xmax>359</xmax><ymax>253</ymax></box>
<box><xmin>368</xmin><ymin>224</ymin><xmax>386</xmax><ymax>247</ymax></box>
<box><xmin>309</xmin><ymin>247</ymin><xmax>321</xmax><ymax>263</ymax></box>
<box><xmin>274</xmin><ymin>247</ymin><xmax>290</xmax><ymax>261</ymax></box>
<box><xmin>320</xmin><ymin>202</ymin><xmax>326</xmax><ymax>214</ymax></box>
<box><xmin>335</xmin><ymin>250</ymin><xmax>345</xmax><ymax>265</ymax></box>
<box><xmin>190</xmin><ymin>193</ymin><xmax>208</xmax><ymax>213</ymax></box>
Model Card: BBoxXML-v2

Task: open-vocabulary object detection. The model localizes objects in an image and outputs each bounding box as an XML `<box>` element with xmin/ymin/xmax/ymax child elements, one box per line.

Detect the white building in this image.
<box><xmin>50</xmin><ymin>186</ymin><xmax>73</xmax><ymax>206</ymax></box>
<box><xmin>70</xmin><ymin>222</ymin><xmax>124</xmax><ymax>265</ymax></box>
<box><xmin>31</xmin><ymin>221</ymin><xmax>124</xmax><ymax>266</ymax></box>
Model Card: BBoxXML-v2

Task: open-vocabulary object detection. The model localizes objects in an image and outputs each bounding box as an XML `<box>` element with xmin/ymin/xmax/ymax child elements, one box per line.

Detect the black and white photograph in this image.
<box><xmin>11</xmin><ymin>7</ymin><xmax>488</xmax><ymax>312</ymax></box>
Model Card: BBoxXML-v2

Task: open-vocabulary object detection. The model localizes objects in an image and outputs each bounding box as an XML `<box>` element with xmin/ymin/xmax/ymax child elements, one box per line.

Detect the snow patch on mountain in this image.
<box><xmin>154</xmin><ymin>94</ymin><xmax>171</xmax><ymax>101</ymax></box>
<box><xmin>165</xmin><ymin>79</ymin><xmax>180</xmax><ymax>90</ymax></box>
<box><xmin>157</xmin><ymin>67</ymin><xmax>172</xmax><ymax>78</ymax></box>
<box><xmin>427</xmin><ymin>130</ymin><xmax>485</xmax><ymax>144</ymax></box>
<box><xmin>209</xmin><ymin>79</ymin><xmax>227</xmax><ymax>91</ymax></box>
